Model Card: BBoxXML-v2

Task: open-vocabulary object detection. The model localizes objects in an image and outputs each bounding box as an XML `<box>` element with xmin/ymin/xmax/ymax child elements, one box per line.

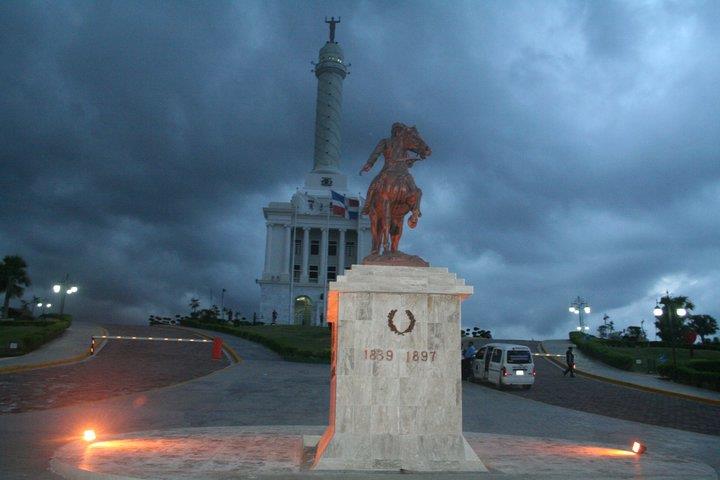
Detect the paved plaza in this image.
<box><xmin>0</xmin><ymin>326</ymin><xmax>718</xmax><ymax>479</ymax></box>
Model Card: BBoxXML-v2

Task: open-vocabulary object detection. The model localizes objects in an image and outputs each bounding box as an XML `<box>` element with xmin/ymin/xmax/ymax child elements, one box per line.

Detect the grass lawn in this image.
<box><xmin>0</xmin><ymin>319</ymin><xmax>71</xmax><ymax>356</ymax></box>
<box><xmin>234</xmin><ymin>324</ymin><xmax>329</xmax><ymax>349</ymax></box>
<box><xmin>184</xmin><ymin>321</ymin><xmax>331</xmax><ymax>362</ymax></box>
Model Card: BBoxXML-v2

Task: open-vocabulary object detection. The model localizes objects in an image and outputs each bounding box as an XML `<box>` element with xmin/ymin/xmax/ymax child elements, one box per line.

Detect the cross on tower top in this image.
<box><xmin>325</xmin><ymin>16</ymin><xmax>340</xmax><ymax>42</ymax></box>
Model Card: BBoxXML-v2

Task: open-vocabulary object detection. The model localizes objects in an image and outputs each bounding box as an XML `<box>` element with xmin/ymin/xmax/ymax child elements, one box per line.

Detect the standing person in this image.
<box><xmin>271</xmin><ymin>310</ymin><xmax>278</xmax><ymax>325</ymax></box>
<box><xmin>462</xmin><ymin>341</ymin><xmax>478</xmax><ymax>380</ymax></box>
<box><xmin>563</xmin><ymin>346</ymin><xmax>576</xmax><ymax>377</ymax></box>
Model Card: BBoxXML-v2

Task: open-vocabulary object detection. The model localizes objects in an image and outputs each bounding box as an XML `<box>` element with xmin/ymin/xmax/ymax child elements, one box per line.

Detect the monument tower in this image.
<box><xmin>306</xmin><ymin>16</ymin><xmax>348</xmax><ymax>191</ymax></box>
<box><xmin>257</xmin><ymin>19</ymin><xmax>371</xmax><ymax>326</ymax></box>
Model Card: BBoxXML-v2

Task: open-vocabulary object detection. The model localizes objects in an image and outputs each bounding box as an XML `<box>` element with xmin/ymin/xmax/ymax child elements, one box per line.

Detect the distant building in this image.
<box><xmin>256</xmin><ymin>19</ymin><xmax>370</xmax><ymax>325</ymax></box>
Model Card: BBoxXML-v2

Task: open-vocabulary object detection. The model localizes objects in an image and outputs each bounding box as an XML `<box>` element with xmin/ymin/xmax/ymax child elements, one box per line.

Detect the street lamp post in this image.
<box><xmin>37</xmin><ymin>302</ymin><xmax>51</xmax><ymax>316</ymax></box>
<box><xmin>653</xmin><ymin>293</ymin><xmax>687</xmax><ymax>373</ymax></box>
<box><xmin>569</xmin><ymin>296</ymin><xmax>591</xmax><ymax>333</ymax></box>
<box><xmin>220</xmin><ymin>288</ymin><xmax>226</xmax><ymax>320</ymax></box>
<box><xmin>53</xmin><ymin>274</ymin><xmax>78</xmax><ymax>316</ymax></box>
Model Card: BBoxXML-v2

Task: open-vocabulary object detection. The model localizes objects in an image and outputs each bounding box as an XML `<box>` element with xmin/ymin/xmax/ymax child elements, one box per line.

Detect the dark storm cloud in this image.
<box><xmin>1</xmin><ymin>1</ymin><xmax>718</xmax><ymax>338</ymax></box>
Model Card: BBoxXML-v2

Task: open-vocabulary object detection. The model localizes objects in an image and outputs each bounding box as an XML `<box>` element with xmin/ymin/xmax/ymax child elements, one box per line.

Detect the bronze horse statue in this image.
<box><xmin>360</xmin><ymin>123</ymin><xmax>431</xmax><ymax>258</ymax></box>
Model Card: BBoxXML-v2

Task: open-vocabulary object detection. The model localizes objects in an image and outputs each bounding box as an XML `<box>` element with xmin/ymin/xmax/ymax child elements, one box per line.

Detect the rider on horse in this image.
<box><xmin>360</xmin><ymin>123</ymin><xmax>431</xmax><ymax>255</ymax></box>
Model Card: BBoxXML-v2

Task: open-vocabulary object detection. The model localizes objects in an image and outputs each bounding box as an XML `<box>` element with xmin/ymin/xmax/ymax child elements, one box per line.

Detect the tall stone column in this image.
<box><xmin>338</xmin><ymin>229</ymin><xmax>346</xmax><ymax>273</ymax></box>
<box><xmin>320</xmin><ymin>227</ymin><xmax>329</xmax><ymax>285</ymax></box>
<box><xmin>301</xmin><ymin>227</ymin><xmax>310</xmax><ymax>283</ymax></box>
<box><xmin>312</xmin><ymin>40</ymin><xmax>347</xmax><ymax>174</ymax></box>
<box><xmin>282</xmin><ymin>225</ymin><xmax>292</xmax><ymax>277</ymax></box>
<box><xmin>263</xmin><ymin>223</ymin><xmax>274</xmax><ymax>276</ymax></box>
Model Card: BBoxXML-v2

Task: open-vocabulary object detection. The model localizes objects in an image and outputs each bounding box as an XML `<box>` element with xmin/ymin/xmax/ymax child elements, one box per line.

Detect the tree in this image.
<box><xmin>0</xmin><ymin>255</ymin><xmax>31</xmax><ymax>319</ymax></box>
<box><xmin>31</xmin><ymin>295</ymin><xmax>41</xmax><ymax>316</ymax></box>
<box><xmin>624</xmin><ymin>326</ymin><xmax>646</xmax><ymax>342</ymax></box>
<box><xmin>189</xmin><ymin>298</ymin><xmax>200</xmax><ymax>318</ymax></box>
<box><xmin>654</xmin><ymin>294</ymin><xmax>694</xmax><ymax>343</ymax></box>
<box><xmin>689</xmin><ymin>314</ymin><xmax>718</xmax><ymax>343</ymax></box>
<box><xmin>597</xmin><ymin>324</ymin><xmax>609</xmax><ymax>339</ymax></box>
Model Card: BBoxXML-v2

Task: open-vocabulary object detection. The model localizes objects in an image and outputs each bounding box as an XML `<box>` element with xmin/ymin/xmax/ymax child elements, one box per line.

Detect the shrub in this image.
<box><xmin>180</xmin><ymin>319</ymin><xmax>330</xmax><ymax>363</ymax></box>
<box><xmin>657</xmin><ymin>364</ymin><xmax>720</xmax><ymax>391</ymax></box>
<box><xmin>686</xmin><ymin>359</ymin><xmax>720</xmax><ymax>372</ymax></box>
<box><xmin>0</xmin><ymin>318</ymin><xmax>71</xmax><ymax>355</ymax></box>
<box><xmin>569</xmin><ymin>332</ymin><xmax>635</xmax><ymax>370</ymax></box>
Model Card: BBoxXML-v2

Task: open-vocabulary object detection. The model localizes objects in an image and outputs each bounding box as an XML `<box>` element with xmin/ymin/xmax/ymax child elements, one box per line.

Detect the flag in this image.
<box><xmin>347</xmin><ymin>197</ymin><xmax>359</xmax><ymax>220</ymax></box>
<box><xmin>331</xmin><ymin>191</ymin><xmax>360</xmax><ymax>219</ymax></box>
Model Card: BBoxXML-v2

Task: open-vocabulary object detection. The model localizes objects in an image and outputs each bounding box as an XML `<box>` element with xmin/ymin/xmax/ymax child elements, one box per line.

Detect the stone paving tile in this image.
<box><xmin>473</xmin><ymin>341</ymin><xmax>720</xmax><ymax>437</ymax></box>
<box><xmin>0</xmin><ymin>325</ymin><xmax>229</xmax><ymax>414</ymax></box>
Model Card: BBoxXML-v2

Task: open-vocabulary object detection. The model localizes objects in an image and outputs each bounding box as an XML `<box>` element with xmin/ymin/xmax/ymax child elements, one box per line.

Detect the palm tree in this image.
<box><xmin>189</xmin><ymin>298</ymin><xmax>200</xmax><ymax>317</ymax></box>
<box><xmin>654</xmin><ymin>294</ymin><xmax>695</xmax><ymax>343</ymax></box>
<box><xmin>1</xmin><ymin>255</ymin><xmax>31</xmax><ymax>319</ymax></box>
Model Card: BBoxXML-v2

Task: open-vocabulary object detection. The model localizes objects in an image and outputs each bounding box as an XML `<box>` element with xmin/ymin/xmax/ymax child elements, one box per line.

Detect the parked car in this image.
<box><xmin>471</xmin><ymin>343</ymin><xmax>535</xmax><ymax>389</ymax></box>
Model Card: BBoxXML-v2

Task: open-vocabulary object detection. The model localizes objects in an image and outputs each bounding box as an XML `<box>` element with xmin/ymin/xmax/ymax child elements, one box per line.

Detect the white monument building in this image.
<box><xmin>257</xmin><ymin>18</ymin><xmax>371</xmax><ymax>326</ymax></box>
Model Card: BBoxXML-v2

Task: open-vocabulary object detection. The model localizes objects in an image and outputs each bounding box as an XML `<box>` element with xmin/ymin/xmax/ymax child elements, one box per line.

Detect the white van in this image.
<box><xmin>471</xmin><ymin>343</ymin><xmax>535</xmax><ymax>389</ymax></box>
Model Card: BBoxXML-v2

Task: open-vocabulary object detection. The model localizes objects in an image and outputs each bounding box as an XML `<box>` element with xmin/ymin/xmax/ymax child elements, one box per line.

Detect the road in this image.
<box><xmin>0</xmin><ymin>325</ymin><xmax>228</xmax><ymax>414</ymax></box>
<box><xmin>468</xmin><ymin>340</ymin><xmax>720</xmax><ymax>436</ymax></box>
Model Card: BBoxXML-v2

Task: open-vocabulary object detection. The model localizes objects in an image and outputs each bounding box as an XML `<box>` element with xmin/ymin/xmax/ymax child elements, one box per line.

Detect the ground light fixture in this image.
<box><xmin>631</xmin><ymin>441</ymin><xmax>647</xmax><ymax>454</ymax></box>
<box><xmin>83</xmin><ymin>429</ymin><xmax>97</xmax><ymax>442</ymax></box>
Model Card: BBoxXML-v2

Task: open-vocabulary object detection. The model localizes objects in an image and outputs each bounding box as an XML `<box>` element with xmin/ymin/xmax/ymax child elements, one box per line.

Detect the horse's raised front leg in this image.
<box><xmin>408</xmin><ymin>188</ymin><xmax>423</xmax><ymax>229</ymax></box>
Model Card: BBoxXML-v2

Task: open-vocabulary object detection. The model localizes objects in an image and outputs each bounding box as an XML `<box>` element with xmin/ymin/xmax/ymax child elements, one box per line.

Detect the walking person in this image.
<box><xmin>563</xmin><ymin>346</ymin><xmax>576</xmax><ymax>377</ymax></box>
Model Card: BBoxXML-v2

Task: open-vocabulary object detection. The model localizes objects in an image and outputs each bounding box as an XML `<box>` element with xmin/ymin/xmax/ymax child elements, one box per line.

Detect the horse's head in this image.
<box><xmin>396</xmin><ymin>124</ymin><xmax>431</xmax><ymax>159</ymax></box>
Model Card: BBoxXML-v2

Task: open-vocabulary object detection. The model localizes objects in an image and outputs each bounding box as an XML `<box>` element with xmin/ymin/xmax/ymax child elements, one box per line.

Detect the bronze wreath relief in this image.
<box><xmin>387</xmin><ymin>309</ymin><xmax>417</xmax><ymax>335</ymax></box>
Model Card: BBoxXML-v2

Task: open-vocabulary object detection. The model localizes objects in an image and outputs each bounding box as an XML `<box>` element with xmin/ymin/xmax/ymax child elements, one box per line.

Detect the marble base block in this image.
<box><xmin>313</xmin><ymin>265</ymin><xmax>486</xmax><ymax>472</ymax></box>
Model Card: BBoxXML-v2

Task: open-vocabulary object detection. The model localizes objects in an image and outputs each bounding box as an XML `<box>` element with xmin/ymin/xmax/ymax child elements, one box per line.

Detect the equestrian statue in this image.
<box><xmin>360</xmin><ymin>122</ymin><xmax>431</xmax><ymax>266</ymax></box>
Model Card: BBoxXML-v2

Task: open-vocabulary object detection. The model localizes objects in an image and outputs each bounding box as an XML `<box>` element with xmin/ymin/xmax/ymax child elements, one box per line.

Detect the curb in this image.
<box><xmin>174</xmin><ymin>326</ymin><xmax>242</xmax><ymax>364</ymax></box>
<box><xmin>538</xmin><ymin>342</ymin><xmax>720</xmax><ymax>406</ymax></box>
<box><xmin>0</xmin><ymin>327</ymin><xmax>108</xmax><ymax>375</ymax></box>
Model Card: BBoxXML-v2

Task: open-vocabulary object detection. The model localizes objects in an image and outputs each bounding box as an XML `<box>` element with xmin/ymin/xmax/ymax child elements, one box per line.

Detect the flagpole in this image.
<box><xmin>288</xmin><ymin>200</ymin><xmax>297</xmax><ymax>325</ymax></box>
<box><xmin>324</xmin><ymin>193</ymin><xmax>330</xmax><ymax>326</ymax></box>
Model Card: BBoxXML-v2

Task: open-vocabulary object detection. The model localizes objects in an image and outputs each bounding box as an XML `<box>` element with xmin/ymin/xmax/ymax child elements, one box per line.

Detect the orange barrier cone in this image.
<box><xmin>211</xmin><ymin>337</ymin><xmax>223</xmax><ymax>360</ymax></box>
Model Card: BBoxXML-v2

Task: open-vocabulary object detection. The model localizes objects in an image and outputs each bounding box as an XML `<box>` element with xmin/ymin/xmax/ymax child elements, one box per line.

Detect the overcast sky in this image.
<box><xmin>1</xmin><ymin>1</ymin><xmax>718</xmax><ymax>339</ymax></box>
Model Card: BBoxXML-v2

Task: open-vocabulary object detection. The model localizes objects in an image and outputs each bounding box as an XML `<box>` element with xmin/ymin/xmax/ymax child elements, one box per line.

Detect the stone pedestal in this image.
<box><xmin>313</xmin><ymin>265</ymin><xmax>486</xmax><ymax>471</ymax></box>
